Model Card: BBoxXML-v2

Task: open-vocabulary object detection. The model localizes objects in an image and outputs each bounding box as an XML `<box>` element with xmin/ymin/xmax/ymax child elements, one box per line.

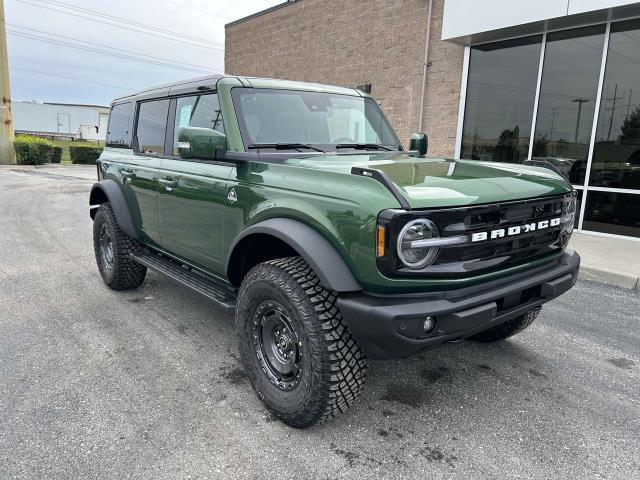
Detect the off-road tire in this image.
<box><xmin>93</xmin><ymin>203</ymin><xmax>146</xmax><ymax>290</ymax></box>
<box><xmin>236</xmin><ymin>256</ymin><xmax>367</xmax><ymax>428</ymax></box>
<box><xmin>469</xmin><ymin>308</ymin><xmax>541</xmax><ymax>342</ymax></box>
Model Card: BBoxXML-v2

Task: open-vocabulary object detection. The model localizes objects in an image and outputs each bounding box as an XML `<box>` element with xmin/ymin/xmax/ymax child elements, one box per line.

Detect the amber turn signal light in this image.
<box><xmin>376</xmin><ymin>224</ymin><xmax>386</xmax><ymax>257</ymax></box>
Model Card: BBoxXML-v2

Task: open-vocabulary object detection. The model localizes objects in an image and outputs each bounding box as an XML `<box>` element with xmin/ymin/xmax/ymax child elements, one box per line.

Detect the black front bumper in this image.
<box><xmin>337</xmin><ymin>250</ymin><xmax>580</xmax><ymax>360</ymax></box>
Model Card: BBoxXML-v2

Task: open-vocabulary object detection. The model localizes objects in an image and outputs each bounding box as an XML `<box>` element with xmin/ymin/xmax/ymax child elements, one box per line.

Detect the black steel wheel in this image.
<box><xmin>253</xmin><ymin>300</ymin><xmax>302</xmax><ymax>391</ymax></box>
<box><xmin>98</xmin><ymin>223</ymin><xmax>115</xmax><ymax>273</ymax></box>
<box><xmin>236</xmin><ymin>256</ymin><xmax>367</xmax><ymax>428</ymax></box>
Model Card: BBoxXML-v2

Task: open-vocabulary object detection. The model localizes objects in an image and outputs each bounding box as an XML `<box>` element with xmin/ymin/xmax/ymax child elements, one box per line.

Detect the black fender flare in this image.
<box><xmin>89</xmin><ymin>179</ymin><xmax>138</xmax><ymax>239</ymax></box>
<box><xmin>227</xmin><ymin>218</ymin><xmax>362</xmax><ymax>293</ymax></box>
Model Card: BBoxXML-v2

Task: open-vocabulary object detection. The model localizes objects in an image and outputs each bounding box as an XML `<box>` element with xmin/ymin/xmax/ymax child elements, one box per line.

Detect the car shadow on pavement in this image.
<box><xmin>133</xmin><ymin>271</ymin><xmax>559</xmax><ymax>430</ymax></box>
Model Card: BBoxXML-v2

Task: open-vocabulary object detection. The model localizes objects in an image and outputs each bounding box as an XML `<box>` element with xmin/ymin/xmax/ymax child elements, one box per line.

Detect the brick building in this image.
<box><xmin>226</xmin><ymin>0</ymin><xmax>640</xmax><ymax>241</ymax></box>
<box><xmin>226</xmin><ymin>0</ymin><xmax>462</xmax><ymax>157</ymax></box>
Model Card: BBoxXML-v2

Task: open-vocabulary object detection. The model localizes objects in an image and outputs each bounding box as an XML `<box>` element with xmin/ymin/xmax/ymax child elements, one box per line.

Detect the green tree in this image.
<box><xmin>621</xmin><ymin>105</ymin><xmax>640</xmax><ymax>142</ymax></box>
<box><xmin>492</xmin><ymin>126</ymin><xmax>521</xmax><ymax>163</ymax></box>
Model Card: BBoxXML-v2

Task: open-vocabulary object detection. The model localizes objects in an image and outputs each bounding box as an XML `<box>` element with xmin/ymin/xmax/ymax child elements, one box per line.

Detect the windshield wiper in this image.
<box><xmin>335</xmin><ymin>143</ymin><xmax>395</xmax><ymax>151</ymax></box>
<box><xmin>247</xmin><ymin>143</ymin><xmax>327</xmax><ymax>152</ymax></box>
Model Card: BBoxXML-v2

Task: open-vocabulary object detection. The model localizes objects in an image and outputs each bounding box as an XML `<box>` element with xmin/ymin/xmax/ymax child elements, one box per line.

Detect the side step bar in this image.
<box><xmin>132</xmin><ymin>251</ymin><xmax>236</xmax><ymax>313</ymax></box>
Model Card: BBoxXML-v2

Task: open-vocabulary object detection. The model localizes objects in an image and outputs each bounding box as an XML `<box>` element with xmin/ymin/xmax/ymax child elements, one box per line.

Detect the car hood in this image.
<box><xmin>284</xmin><ymin>153</ymin><xmax>573</xmax><ymax>209</ymax></box>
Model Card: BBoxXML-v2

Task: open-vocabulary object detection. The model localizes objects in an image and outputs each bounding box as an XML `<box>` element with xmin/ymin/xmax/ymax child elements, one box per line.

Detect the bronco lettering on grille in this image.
<box><xmin>471</xmin><ymin>217</ymin><xmax>561</xmax><ymax>243</ymax></box>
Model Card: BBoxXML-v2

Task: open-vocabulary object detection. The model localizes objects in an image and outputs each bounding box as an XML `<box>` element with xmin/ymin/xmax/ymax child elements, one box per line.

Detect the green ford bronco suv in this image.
<box><xmin>90</xmin><ymin>75</ymin><xmax>580</xmax><ymax>428</ymax></box>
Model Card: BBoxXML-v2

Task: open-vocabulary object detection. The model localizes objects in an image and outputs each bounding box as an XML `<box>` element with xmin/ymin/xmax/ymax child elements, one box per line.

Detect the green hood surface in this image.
<box><xmin>286</xmin><ymin>153</ymin><xmax>573</xmax><ymax>209</ymax></box>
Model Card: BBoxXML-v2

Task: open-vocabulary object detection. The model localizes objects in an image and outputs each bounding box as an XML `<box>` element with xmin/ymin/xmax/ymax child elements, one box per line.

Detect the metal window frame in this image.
<box><xmin>455</xmin><ymin>18</ymin><xmax>640</xmax><ymax>242</ymax></box>
<box><xmin>454</xmin><ymin>45</ymin><xmax>470</xmax><ymax>159</ymax></box>
<box><xmin>578</xmin><ymin>22</ymin><xmax>611</xmax><ymax>231</ymax></box>
<box><xmin>527</xmin><ymin>32</ymin><xmax>547</xmax><ymax>162</ymax></box>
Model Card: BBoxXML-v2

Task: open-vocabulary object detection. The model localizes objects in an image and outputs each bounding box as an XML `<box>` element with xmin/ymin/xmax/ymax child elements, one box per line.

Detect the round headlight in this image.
<box><xmin>397</xmin><ymin>219</ymin><xmax>440</xmax><ymax>269</ymax></box>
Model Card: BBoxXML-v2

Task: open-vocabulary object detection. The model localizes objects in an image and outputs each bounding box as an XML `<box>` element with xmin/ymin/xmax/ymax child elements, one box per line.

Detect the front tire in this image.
<box><xmin>236</xmin><ymin>256</ymin><xmax>367</xmax><ymax>428</ymax></box>
<box><xmin>93</xmin><ymin>203</ymin><xmax>146</xmax><ymax>290</ymax></box>
<box><xmin>469</xmin><ymin>307</ymin><xmax>541</xmax><ymax>342</ymax></box>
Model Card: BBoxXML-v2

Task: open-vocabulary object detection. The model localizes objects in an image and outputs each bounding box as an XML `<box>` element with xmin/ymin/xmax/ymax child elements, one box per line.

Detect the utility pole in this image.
<box><xmin>549</xmin><ymin>107</ymin><xmax>558</xmax><ymax>140</ymax></box>
<box><xmin>607</xmin><ymin>84</ymin><xmax>619</xmax><ymax>142</ymax></box>
<box><xmin>0</xmin><ymin>0</ymin><xmax>14</xmax><ymax>164</ymax></box>
<box><xmin>625</xmin><ymin>88</ymin><xmax>633</xmax><ymax>122</ymax></box>
<box><xmin>571</xmin><ymin>98</ymin><xmax>590</xmax><ymax>144</ymax></box>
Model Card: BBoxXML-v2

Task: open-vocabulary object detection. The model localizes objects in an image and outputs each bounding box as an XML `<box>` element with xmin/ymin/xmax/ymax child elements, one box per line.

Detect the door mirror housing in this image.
<box><xmin>409</xmin><ymin>133</ymin><xmax>428</xmax><ymax>156</ymax></box>
<box><xmin>178</xmin><ymin>127</ymin><xmax>227</xmax><ymax>160</ymax></box>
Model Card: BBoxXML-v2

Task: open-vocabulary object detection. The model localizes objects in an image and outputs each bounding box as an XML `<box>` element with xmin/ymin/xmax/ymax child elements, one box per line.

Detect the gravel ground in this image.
<box><xmin>0</xmin><ymin>165</ymin><xmax>638</xmax><ymax>479</ymax></box>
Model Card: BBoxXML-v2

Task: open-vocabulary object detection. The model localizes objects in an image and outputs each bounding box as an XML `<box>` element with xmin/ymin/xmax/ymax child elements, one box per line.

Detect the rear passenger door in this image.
<box><xmin>157</xmin><ymin>93</ymin><xmax>232</xmax><ymax>276</ymax></box>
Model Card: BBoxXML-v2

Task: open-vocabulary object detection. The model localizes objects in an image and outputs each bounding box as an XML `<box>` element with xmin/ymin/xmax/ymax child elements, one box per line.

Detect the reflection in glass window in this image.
<box><xmin>589</xmin><ymin>19</ymin><xmax>640</xmax><ymax>191</ymax></box>
<box><xmin>173</xmin><ymin>94</ymin><xmax>224</xmax><ymax>156</ymax></box>
<box><xmin>583</xmin><ymin>190</ymin><xmax>640</xmax><ymax>237</ymax></box>
<box><xmin>106</xmin><ymin>102</ymin><xmax>133</xmax><ymax>148</ymax></box>
<box><xmin>461</xmin><ymin>36</ymin><xmax>542</xmax><ymax>163</ymax></box>
<box><xmin>135</xmin><ymin>99</ymin><xmax>169</xmax><ymax>155</ymax></box>
<box><xmin>231</xmin><ymin>88</ymin><xmax>399</xmax><ymax>148</ymax></box>
<box><xmin>532</xmin><ymin>26</ymin><xmax>605</xmax><ymax>183</ymax></box>
<box><xmin>575</xmin><ymin>189</ymin><xmax>583</xmax><ymax>229</ymax></box>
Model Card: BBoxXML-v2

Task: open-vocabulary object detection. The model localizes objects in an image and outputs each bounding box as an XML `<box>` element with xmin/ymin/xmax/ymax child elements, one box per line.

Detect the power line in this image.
<box><xmin>30</xmin><ymin>0</ymin><xmax>225</xmax><ymax>47</ymax></box>
<box><xmin>7</xmin><ymin>30</ymin><xmax>221</xmax><ymax>74</ymax></box>
<box><xmin>146</xmin><ymin>0</ymin><xmax>233</xmax><ymax>21</ymax></box>
<box><xmin>11</xmin><ymin>0</ymin><xmax>225</xmax><ymax>52</ymax></box>
<box><xmin>8</xmin><ymin>24</ymin><xmax>216</xmax><ymax>72</ymax></box>
<box><xmin>11</xmin><ymin>65</ymin><xmax>130</xmax><ymax>89</ymax></box>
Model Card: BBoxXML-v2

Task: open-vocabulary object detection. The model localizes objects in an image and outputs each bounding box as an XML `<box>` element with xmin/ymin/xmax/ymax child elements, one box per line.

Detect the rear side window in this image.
<box><xmin>106</xmin><ymin>102</ymin><xmax>133</xmax><ymax>148</ymax></box>
<box><xmin>135</xmin><ymin>99</ymin><xmax>170</xmax><ymax>155</ymax></box>
<box><xmin>173</xmin><ymin>94</ymin><xmax>224</xmax><ymax>155</ymax></box>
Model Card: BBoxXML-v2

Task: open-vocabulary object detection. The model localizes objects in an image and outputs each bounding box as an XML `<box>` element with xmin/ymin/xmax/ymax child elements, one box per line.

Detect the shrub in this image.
<box><xmin>13</xmin><ymin>136</ymin><xmax>54</xmax><ymax>165</ymax></box>
<box><xmin>38</xmin><ymin>143</ymin><xmax>53</xmax><ymax>163</ymax></box>
<box><xmin>69</xmin><ymin>145</ymin><xmax>103</xmax><ymax>164</ymax></box>
<box><xmin>52</xmin><ymin>146</ymin><xmax>63</xmax><ymax>163</ymax></box>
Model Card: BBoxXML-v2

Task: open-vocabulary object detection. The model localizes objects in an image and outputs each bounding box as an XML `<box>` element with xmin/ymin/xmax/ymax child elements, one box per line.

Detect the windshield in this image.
<box><xmin>231</xmin><ymin>88</ymin><xmax>401</xmax><ymax>151</ymax></box>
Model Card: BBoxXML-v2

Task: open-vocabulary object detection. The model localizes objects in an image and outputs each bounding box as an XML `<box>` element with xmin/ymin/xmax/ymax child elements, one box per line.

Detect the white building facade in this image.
<box><xmin>13</xmin><ymin>101</ymin><xmax>109</xmax><ymax>141</ymax></box>
<box><xmin>445</xmin><ymin>0</ymin><xmax>640</xmax><ymax>240</ymax></box>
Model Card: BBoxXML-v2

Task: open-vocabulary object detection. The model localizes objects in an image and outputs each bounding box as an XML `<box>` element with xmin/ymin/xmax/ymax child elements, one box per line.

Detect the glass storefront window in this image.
<box><xmin>460</xmin><ymin>20</ymin><xmax>640</xmax><ymax>239</ymax></box>
<box><xmin>590</xmin><ymin>19</ymin><xmax>640</xmax><ymax>191</ymax></box>
<box><xmin>583</xmin><ymin>190</ymin><xmax>640</xmax><ymax>237</ymax></box>
<box><xmin>461</xmin><ymin>36</ymin><xmax>542</xmax><ymax>164</ymax></box>
<box><xmin>532</xmin><ymin>26</ymin><xmax>606</xmax><ymax>184</ymax></box>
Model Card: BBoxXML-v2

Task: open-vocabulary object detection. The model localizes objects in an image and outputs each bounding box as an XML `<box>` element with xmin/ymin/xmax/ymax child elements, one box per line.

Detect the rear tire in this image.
<box><xmin>236</xmin><ymin>256</ymin><xmax>367</xmax><ymax>428</ymax></box>
<box><xmin>469</xmin><ymin>308</ymin><xmax>541</xmax><ymax>342</ymax></box>
<box><xmin>93</xmin><ymin>203</ymin><xmax>146</xmax><ymax>290</ymax></box>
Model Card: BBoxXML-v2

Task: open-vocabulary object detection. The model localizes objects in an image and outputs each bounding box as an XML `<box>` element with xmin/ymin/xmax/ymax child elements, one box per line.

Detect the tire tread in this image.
<box><xmin>237</xmin><ymin>256</ymin><xmax>367</xmax><ymax>427</ymax></box>
<box><xmin>93</xmin><ymin>203</ymin><xmax>146</xmax><ymax>290</ymax></box>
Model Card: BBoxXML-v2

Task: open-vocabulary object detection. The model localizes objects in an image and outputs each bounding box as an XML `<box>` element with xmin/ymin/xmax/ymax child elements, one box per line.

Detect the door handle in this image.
<box><xmin>121</xmin><ymin>169</ymin><xmax>135</xmax><ymax>184</ymax></box>
<box><xmin>159</xmin><ymin>178</ymin><xmax>177</xmax><ymax>192</ymax></box>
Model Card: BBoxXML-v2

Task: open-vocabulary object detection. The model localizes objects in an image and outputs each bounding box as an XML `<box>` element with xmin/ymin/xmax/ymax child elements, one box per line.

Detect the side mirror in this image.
<box><xmin>409</xmin><ymin>133</ymin><xmax>428</xmax><ymax>156</ymax></box>
<box><xmin>178</xmin><ymin>126</ymin><xmax>227</xmax><ymax>160</ymax></box>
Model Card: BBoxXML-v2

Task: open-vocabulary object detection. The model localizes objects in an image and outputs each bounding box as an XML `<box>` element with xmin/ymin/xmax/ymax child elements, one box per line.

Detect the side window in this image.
<box><xmin>135</xmin><ymin>99</ymin><xmax>170</xmax><ymax>155</ymax></box>
<box><xmin>173</xmin><ymin>93</ymin><xmax>224</xmax><ymax>156</ymax></box>
<box><xmin>106</xmin><ymin>102</ymin><xmax>133</xmax><ymax>148</ymax></box>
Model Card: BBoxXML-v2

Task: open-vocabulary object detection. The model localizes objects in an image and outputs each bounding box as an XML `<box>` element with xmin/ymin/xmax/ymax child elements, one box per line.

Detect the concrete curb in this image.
<box><xmin>578</xmin><ymin>266</ymin><xmax>640</xmax><ymax>291</ymax></box>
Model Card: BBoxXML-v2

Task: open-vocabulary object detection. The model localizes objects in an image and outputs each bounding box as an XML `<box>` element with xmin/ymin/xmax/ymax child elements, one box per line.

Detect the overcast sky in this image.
<box><xmin>5</xmin><ymin>0</ymin><xmax>281</xmax><ymax>106</ymax></box>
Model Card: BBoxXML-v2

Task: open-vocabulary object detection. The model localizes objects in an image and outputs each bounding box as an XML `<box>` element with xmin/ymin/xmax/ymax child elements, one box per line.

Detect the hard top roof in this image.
<box><xmin>110</xmin><ymin>75</ymin><xmax>364</xmax><ymax>105</ymax></box>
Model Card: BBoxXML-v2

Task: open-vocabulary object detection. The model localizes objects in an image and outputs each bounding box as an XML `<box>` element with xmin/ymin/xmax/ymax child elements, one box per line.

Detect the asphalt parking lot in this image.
<box><xmin>0</xmin><ymin>165</ymin><xmax>638</xmax><ymax>479</ymax></box>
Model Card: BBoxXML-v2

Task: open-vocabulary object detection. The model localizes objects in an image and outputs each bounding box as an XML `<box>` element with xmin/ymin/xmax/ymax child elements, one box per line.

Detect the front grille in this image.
<box><xmin>378</xmin><ymin>194</ymin><xmax>572</xmax><ymax>278</ymax></box>
<box><xmin>433</xmin><ymin>195</ymin><xmax>564</xmax><ymax>268</ymax></box>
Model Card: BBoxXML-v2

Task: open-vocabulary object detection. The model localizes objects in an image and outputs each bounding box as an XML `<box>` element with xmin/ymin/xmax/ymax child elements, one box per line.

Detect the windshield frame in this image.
<box><xmin>230</xmin><ymin>87</ymin><xmax>402</xmax><ymax>153</ymax></box>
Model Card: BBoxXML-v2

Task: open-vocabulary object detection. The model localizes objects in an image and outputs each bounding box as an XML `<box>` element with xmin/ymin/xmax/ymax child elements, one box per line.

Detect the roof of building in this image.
<box><xmin>17</xmin><ymin>101</ymin><xmax>109</xmax><ymax>110</ymax></box>
<box><xmin>225</xmin><ymin>1</ymin><xmax>297</xmax><ymax>28</ymax></box>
